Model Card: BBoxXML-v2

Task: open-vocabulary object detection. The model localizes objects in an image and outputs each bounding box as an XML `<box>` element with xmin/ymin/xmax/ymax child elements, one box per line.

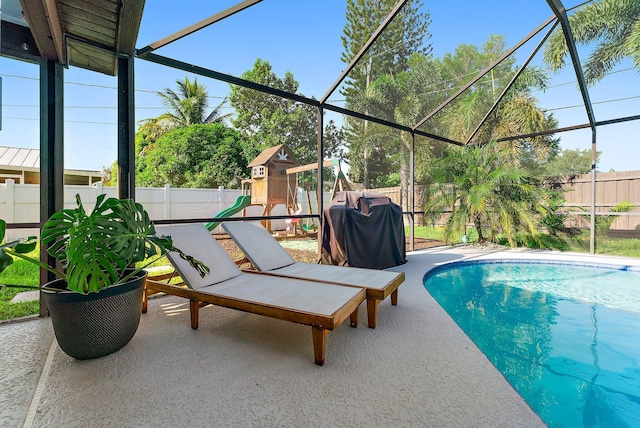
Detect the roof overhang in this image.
<box><xmin>1</xmin><ymin>0</ymin><xmax>145</xmax><ymax>75</ymax></box>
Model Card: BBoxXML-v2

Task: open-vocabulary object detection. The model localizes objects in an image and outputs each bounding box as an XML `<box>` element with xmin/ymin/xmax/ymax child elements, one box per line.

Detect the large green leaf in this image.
<box><xmin>0</xmin><ymin>250</ymin><xmax>14</xmax><ymax>273</ymax></box>
<box><xmin>0</xmin><ymin>219</ymin><xmax>38</xmax><ymax>274</ymax></box>
<box><xmin>36</xmin><ymin>193</ymin><xmax>209</xmax><ymax>294</ymax></box>
<box><xmin>41</xmin><ymin>194</ymin><xmax>92</xmax><ymax>267</ymax></box>
<box><xmin>106</xmin><ymin>198</ymin><xmax>157</xmax><ymax>264</ymax></box>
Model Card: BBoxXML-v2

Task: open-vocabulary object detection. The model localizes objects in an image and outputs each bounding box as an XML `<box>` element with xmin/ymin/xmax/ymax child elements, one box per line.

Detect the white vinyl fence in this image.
<box><xmin>1</xmin><ymin>180</ymin><xmax>330</xmax><ymax>240</ymax></box>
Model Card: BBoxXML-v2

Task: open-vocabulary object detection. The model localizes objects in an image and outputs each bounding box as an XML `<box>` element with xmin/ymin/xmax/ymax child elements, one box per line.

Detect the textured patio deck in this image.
<box><xmin>7</xmin><ymin>246</ymin><xmax>634</xmax><ymax>427</ymax></box>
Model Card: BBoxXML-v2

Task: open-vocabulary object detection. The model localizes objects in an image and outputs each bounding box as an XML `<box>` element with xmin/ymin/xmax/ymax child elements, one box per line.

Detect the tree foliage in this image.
<box><xmin>229</xmin><ymin>58</ymin><xmax>344</xmax><ymax>166</ymax></box>
<box><xmin>543</xmin><ymin>0</ymin><xmax>640</xmax><ymax>85</ymax></box>
<box><xmin>425</xmin><ymin>141</ymin><xmax>554</xmax><ymax>246</ymax></box>
<box><xmin>157</xmin><ymin>76</ymin><xmax>230</xmax><ymax>128</ymax></box>
<box><xmin>136</xmin><ymin>124</ymin><xmax>247</xmax><ymax>188</ymax></box>
<box><xmin>434</xmin><ymin>35</ymin><xmax>559</xmax><ymax>166</ymax></box>
<box><xmin>340</xmin><ymin>0</ymin><xmax>432</xmax><ymax>99</ymax></box>
<box><xmin>543</xmin><ymin>147</ymin><xmax>601</xmax><ymax>177</ymax></box>
<box><xmin>341</xmin><ymin>0</ymin><xmax>432</xmax><ymax>187</ymax></box>
<box><xmin>137</xmin><ymin>76</ymin><xmax>230</xmax><ymax>154</ymax></box>
<box><xmin>346</xmin><ymin>34</ymin><xmax>559</xmax><ymax>188</ymax></box>
<box><xmin>348</xmin><ymin>54</ymin><xmax>444</xmax><ymax>195</ymax></box>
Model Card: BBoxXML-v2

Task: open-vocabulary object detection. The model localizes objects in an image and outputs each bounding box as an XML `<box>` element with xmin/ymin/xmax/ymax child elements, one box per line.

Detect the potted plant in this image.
<box><xmin>0</xmin><ymin>194</ymin><xmax>207</xmax><ymax>360</ymax></box>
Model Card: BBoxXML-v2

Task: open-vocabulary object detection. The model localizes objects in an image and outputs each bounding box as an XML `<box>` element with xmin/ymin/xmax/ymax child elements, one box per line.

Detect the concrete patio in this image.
<box><xmin>4</xmin><ymin>245</ymin><xmax>637</xmax><ymax>427</ymax></box>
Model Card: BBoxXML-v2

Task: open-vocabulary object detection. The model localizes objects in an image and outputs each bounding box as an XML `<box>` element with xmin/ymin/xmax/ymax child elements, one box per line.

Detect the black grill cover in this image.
<box><xmin>321</xmin><ymin>191</ymin><xmax>406</xmax><ymax>269</ymax></box>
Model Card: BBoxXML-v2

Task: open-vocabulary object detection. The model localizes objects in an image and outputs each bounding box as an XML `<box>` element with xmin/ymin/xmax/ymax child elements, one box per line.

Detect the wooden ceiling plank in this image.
<box><xmin>60</xmin><ymin>1</ymin><xmax>118</xmax><ymax>22</ymax></box>
<box><xmin>62</xmin><ymin>0</ymin><xmax>118</xmax><ymax>14</ymax></box>
<box><xmin>43</xmin><ymin>0</ymin><xmax>67</xmax><ymax>64</ymax></box>
<box><xmin>67</xmin><ymin>38</ymin><xmax>115</xmax><ymax>75</ymax></box>
<box><xmin>61</xmin><ymin>13</ymin><xmax>117</xmax><ymax>39</ymax></box>
<box><xmin>19</xmin><ymin>0</ymin><xmax>58</xmax><ymax>60</ymax></box>
<box><xmin>59</xmin><ymin>5</ymin><xmax>117</xmax><ymax>30</ymax></box>
<box><xmin>116</xmin><ymin>0</ymin><xmax>145</xmax><ymax>55</ymax></box>
<box><xmin>19</xmin><ymin>0</ymin><xmax>142</xmax><ymax>76</ymax></box>
<box><xmin>64</xmin><ymin>22</ymin><xmax>116</xmax><ymax>46</ymax></box>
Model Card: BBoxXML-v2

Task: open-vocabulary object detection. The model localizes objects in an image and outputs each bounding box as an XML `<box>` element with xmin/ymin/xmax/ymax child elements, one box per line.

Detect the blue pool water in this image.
<box><xmin>423</xmin><ymin>261</ymin><xmax>640</xmax><ymax>428</ymax></box>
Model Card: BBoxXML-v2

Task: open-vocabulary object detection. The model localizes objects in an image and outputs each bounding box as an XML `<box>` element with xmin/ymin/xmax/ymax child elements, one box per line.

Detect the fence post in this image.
<box><xmin>165</xmin><ymin>184</ymin><xmax>171</xmax><ymax>220</ymax></box>
<box><xmin>219</xmin><ymin>186</ymin><xmax>225</xmax><ymax>213</ymax></box>
<box><xmin>95</xmin><ymin>181</ymin><xmax>103</xmax><ymax>196</ymax></box>
<box><xmin>6</xmin><ymin>179</ymin><xmax>15</xmax><ymax>224</ymax></box>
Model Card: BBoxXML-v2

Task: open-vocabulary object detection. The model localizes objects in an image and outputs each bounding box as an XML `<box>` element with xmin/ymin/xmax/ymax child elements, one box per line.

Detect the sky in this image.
<box><xmin>0</xmin><ymin>0</ymin><xmax>638</xmax><ymax>173</ymax></box>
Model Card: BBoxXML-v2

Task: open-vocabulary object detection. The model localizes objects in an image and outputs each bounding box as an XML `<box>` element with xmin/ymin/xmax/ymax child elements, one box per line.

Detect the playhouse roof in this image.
<box><xmin>248</xmin><ymin>144</ymin><xmax>298</xmax><ymax>168</ymax></box>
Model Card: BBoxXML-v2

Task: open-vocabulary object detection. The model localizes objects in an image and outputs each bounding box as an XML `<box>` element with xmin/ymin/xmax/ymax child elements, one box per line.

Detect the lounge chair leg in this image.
<box><xmin>312</xmin><ymin>327</ymin><xmax>328</xmax><ymax>366</ymax></box>
<box><xmin>142</xmin><ymin>288</ymin><xmax>148</xmax><ymax>313</ymax></box>
<box><xmin>367</xmin><ymin>298</ymin><xmax>379</xmax><ymax>329</ymax></box>
<box><xmin>391</xmin><ymin>289</ymin><xmax>398</xmax><ymax>306</ymax></box>
<box><xmin>350</xmin><ymin>306</ymin><xmax>359</xmax><ymax>328</ymax></box>
<box><xmin>190</xmin><ymin>300</ymin><xmax>199</xmax><ymax>329</ymax></box>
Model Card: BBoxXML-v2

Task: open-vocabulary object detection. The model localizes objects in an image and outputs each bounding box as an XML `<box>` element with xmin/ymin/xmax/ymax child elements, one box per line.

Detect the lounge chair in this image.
<box><xmin>143</xmin><ymin>223</ymin><xmax>365</xmax><ymax>366</ymax></box>
<box><xmin>222</xmin><ymin>221</ymin><xmax>405</xmax><ymax>329</ymax></box>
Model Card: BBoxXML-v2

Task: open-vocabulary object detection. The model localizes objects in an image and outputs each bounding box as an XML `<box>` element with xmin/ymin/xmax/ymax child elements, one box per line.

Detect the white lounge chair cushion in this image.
<box><xmin>272</xmin><ymin>263</ymin><xmax>399</xmax><ymax>292</ymax></box>
<box><xmin>223</xmin><ymin>221</ymin><xmax>402</xmax><ymax>292</ymax></box>
<box><xmin>156</xmin><ymin>223</ymin><xmax>242</xmax><ymax>289</ymax></box>
<box><xmin>223</xmin><ymin>221</ymin><xmax>295</xmax><ymax>271</ymax></box>
<box><xmin>199</xmin><ymin>273</ymin><xmax>363</xmax><ymax>317</ymax></box>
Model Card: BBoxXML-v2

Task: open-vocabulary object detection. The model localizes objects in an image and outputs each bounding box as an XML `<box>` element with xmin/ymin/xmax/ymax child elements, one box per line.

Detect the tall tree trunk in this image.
<box><xmin>363</xmin><ymin>60</ymin><xmax>371</xmax><ymax>190</ymax></box>
<box><xmin>474</xmin><ymin>214</ymin><xmax>485</xmax><ymax>243</ymax></box>
<box><xmin>363</xmin><ymin>151</ymin><xmax>370</xmax><ymax>189</ymax></box>
<box><xmin>399</xmin><ymin>131</ymin><xmax>410</xmax><ymax>212</ymax></box>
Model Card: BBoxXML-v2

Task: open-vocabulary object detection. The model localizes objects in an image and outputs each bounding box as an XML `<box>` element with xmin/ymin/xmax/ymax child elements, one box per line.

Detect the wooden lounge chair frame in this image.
<box><xmin>143</xmin><ymin>224</ymin><xmax>365</xmax><ymax>366</ymax></box>
<box><xmin>222</xmin><ymin>221</ymin><xmax>405</xmax><ymax>328</ymax></box>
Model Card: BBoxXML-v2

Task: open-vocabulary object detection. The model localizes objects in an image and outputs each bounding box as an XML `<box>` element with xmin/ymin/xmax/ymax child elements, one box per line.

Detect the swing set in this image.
<box><xmin>283</xmin><ymin>158</ymin><xmax>352</xmax><ymax>238</ymax></box>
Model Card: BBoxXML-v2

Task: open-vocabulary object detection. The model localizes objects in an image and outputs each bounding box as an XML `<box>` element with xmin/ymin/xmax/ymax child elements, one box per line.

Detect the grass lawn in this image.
<box><xmin>563</xmin><ymin>231</ymin><xmax>640</xmax><ymax>258</ymax></box>
<box><xmin>0</xmin><ymin>248</ymin><xmax>40</xmax><ymax>321</ymax></box>
<box><xmin>405</xmin><ymin>225</ymin><xmax>444</xmax><ymax>240</ymax></box>
<box><xmin>0</xmin><ymin>245</ymin><xmax>175</xmax><ymax>321</ymax></box>
<box><xmin>2</xmin><ymin>229</ymin><xmax>638</xmax><ymax>321</ymax></box>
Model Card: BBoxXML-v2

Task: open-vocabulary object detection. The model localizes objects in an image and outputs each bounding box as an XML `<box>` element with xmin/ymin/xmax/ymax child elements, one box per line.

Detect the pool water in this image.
<box><xmin>423</xmin><ymin>261</ymin><xmax>640</xmax><ymax>428</ymax></box>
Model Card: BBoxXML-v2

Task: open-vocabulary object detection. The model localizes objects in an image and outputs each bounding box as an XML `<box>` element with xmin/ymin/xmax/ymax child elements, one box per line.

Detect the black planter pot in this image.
<box><xmin>42</xmin><ymin>271</ymin><xmax>147</xmax><ymax>360</ymax></box>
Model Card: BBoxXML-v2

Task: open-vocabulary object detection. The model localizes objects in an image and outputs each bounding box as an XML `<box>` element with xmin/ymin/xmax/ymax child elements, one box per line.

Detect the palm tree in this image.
<box><xmin>436</xmin><ymin>36</ymin><xmax>558</xmax><ymax>167</ymax></box>
<box><xmin>367</xmin><ymin>74</ymin><xmax>423</xmax><ymax>204</ymax></box>
<box><xmin>425</xmin><ymin>141</ymin><xmax>550</xmax><ymax>246</ymax></box>
<box><xmin>543</xmin><ymin>0</ymin><xmax>640</xmax><ymax>85</ymax></box>
<box><xmin>157</xmin><ymin>77</ymin><xmax>231</xmax><ymax>128</ymax></box>
<box><xmin>351</xmin><ymin>55</ymin><xmax>444</xmax><ymax>196</ymax></box>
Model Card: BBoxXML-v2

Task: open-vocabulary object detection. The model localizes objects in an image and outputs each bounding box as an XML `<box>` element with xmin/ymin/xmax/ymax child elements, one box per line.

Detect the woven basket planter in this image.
<box><xmin>42</xmin><ymin>271</ymin><xmax>147</xmax><ymax>360</ymax></box>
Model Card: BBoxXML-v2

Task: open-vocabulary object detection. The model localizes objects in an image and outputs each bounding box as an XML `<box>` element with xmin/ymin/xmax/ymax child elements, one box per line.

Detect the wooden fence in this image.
<box><xmin>5</xmin><ymin>170</ymin><xmax>638</xmax><ymax>240</ymax></box>
<box><xmin>369</xmin><ymin>170</ymin><xmax>640</xmax><ymax>232</ymax></box>
<box><xmin>563</xmin><ymin>170</ymin><xmax>640</xmax><ymax>231</ymax></box>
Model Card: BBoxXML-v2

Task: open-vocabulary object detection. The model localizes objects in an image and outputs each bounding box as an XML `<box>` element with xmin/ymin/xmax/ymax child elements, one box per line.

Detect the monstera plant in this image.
<box><xmin>0</xmin><ymin>194</ymin><xmax>208</xmax><ymax>359</ymax></box>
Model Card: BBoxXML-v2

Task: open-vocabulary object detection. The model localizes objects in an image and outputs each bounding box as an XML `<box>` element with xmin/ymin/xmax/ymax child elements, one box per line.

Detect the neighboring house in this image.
<box><xmin>0</xmin><ymin>146</ymin><xmax>103</xmax><ymax>185</ymax></box>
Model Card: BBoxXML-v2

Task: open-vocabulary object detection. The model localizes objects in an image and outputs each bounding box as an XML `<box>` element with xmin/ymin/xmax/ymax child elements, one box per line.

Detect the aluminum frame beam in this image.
<box><xmin>137</xmin><ymin>0</ymin><xmax>263</xmax><ymax>55</ymax></box>
<box><xmin>321</xmin><ymin>0</ymin><xmax>409</xmax><ymax>104</ymax></box>
<box><xmin>117</xmin><ymin>56</ymin><xmax>136</xmax><ymax>200</ymax></box>
<box><xmin>546</xmin><ymin>0</ymin><xmax>597</xmax><ymax>254</ymax></box>
<box><xmin>546</xmin><ymin>0</ymin><xmax>596</xmax><ymax>128</ymax></box>
<box><xmin>413</xmin><ymin>15</ymin><xmax>556</xmax><ymax>131</ymax></box>
<box><xmin>493</xmin><ymin>114</ymin><xmax>640</xmax><ymax>143</ymax></box>
<box><xmin>465</xmin><ymin>21</ymin><xmax>559</xmax><ymax>145</ymax></box>
<box><xmin>39</xmin><ymin>59</ymin><xmax>64</xmax><ymax>317</ymax></box>
<box><xmin>137</xmin><ymin>52</ymin><xmax>466</xmax><ymax>148</ymax></box>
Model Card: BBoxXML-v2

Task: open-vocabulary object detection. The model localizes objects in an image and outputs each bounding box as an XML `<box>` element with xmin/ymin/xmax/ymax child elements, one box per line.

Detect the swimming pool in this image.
<box><xmin>423</xmin><ymin>260</ymin><xmax>640</xmax><ymax>428</ymax></box>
